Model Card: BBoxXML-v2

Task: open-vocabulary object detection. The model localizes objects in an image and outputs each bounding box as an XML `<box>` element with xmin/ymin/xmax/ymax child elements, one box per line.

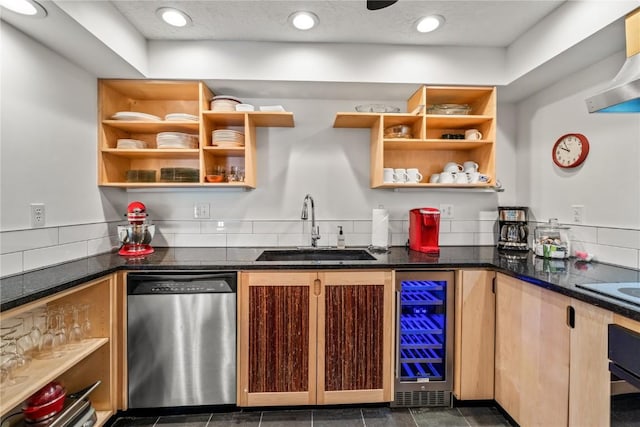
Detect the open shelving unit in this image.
<box><xmin>0</xmin><ymin>276</ymin><xmax>116</xmax><ymax>425</ymax></box>
<box><xmin>98</xmin><ymin>80</ymin><xmax>294</xmax><ymax>189</ymax></box>
<box><xmin>334</xmin><ymin>85</ymin><xmax>496</xmax><ymax>189</ymax></box>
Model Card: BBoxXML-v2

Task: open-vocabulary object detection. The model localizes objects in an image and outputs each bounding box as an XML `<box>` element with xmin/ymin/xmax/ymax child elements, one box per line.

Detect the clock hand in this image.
<box><xmin>560</xmin><ymin>146</ymin><xmax>570</xmax><ymax>152</ymax></box>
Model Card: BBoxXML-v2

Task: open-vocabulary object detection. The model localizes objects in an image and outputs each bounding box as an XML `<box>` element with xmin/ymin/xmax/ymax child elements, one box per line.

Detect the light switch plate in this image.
<box><xmin>439</xmin><ymin>204</ymin><xmax>454</xmax><ymax>219</ymax></box>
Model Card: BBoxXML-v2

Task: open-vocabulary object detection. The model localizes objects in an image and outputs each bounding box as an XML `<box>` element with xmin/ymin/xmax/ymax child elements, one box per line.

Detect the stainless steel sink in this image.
<box><xmin>255</xmin><ymin>249</ymin><xmax>376</xmax><ymax>262</ymax></box>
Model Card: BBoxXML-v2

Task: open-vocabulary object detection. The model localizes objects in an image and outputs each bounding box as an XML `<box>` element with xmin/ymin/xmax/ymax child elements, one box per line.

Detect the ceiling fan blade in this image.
<box><xmin>367</xmin><ymin>0</ymin><xmax>398</xmax><ymax>11</ymax></box>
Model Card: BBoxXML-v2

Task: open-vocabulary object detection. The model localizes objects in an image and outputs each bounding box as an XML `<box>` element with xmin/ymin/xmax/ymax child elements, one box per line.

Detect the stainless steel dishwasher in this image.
<box><xmin>127</xmin><ymin>271</ymin><xmax>236</xmax><ymax>408</ymax></box>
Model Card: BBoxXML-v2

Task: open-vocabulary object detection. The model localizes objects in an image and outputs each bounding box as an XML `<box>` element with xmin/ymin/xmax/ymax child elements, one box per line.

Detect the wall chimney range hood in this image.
<box><xmin>586</xmin><ymin>8</ymin><xmax>640</xmax><ymax>113</ymax></box>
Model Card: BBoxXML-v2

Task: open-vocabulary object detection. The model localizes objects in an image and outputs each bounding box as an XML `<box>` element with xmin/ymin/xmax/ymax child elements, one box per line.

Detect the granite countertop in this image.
<box><xmin>1</xmin><ymin>246</ymin><xmax>639</xmax><ymax>321</ymax></box>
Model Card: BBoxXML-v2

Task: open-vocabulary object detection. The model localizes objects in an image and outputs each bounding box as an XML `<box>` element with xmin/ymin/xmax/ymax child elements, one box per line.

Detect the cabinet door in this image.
<box><xmin>238</xmin><ymin>271</ymin><xmax>318</xmax><ymax>406</ymax></box>
<box><xmin>453</xmin><ymin>270</ymin><xmax>495</xmax><ymax>400</ymax></box>
<box><xmin>495</xmin><ymin>273</ymin><xmax>570</xmax><ymax>427</ymax></box>
<box><xmin>569</xmin><ymin>299</ymin><xmax>612</xmax><ymax>427</ymax></box>
<box><xmin>317</xmin><ymin>270</ymin><xmax>393</xmax><ymax>404</ymax></box>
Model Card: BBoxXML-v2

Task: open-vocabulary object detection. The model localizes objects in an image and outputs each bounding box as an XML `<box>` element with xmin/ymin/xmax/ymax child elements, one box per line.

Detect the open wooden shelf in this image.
<box><xmin>99</xmin><ymin>80</ymin><xmax>295</xmax><ymax>188</ymax></box>
<box><xmin>101</xmin><ymin>149</ymin><xmax>200</xmax><ymax>159</ymax></box>
<box><xmin>334</xmin><ymin>85</ymin><xmax>496</xmax><ymax>189</ymax></box>
<box><xmin>0</xmin><ymin>338</ymin><xmax>109</xmax><ymax>414</ymax></box>
<box><xmin>102</xmin><ymin>120</ymin><xmax>199</xmax><ymax>133</ymax></box>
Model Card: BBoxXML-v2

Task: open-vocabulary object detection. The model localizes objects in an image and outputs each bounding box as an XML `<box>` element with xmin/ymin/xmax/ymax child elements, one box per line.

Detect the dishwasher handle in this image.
<box><xmin>127</xmin><ymin>272</ymin><xmax>237</xmax><ymax>295</ymax></box>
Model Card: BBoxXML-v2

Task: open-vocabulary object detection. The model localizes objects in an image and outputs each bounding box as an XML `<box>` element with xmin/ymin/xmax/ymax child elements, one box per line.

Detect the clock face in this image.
<box><xmin>552</xmin><ymin>133</ymin><xmax>590</xmax><ymax>168</ymax></box>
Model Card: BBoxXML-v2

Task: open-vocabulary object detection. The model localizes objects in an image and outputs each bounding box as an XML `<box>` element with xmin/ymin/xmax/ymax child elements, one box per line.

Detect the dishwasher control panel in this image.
<box><xmin>127</xmin><ymin>272</ymin><xmax>237</xmax><ymax>295</ymax></box>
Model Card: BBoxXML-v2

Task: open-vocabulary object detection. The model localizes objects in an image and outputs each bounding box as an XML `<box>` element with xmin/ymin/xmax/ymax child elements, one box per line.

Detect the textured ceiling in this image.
<box><xmin>110</xmin><ymin>0</ymin><xmax>566</xmax><ymax>47</ymax></box>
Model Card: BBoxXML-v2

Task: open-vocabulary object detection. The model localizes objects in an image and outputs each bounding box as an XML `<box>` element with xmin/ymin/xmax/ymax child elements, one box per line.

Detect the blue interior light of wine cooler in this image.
<box><xmin>399</xmin><ymin>280</ymin><xmax>447</xmax><ymax>381</ymax></box>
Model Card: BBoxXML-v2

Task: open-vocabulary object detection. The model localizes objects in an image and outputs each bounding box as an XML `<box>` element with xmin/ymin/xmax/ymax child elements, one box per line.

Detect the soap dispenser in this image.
<box><xmin>337</xmin><ymin>226</ymin><xmax>346</xmax><ymax>249</ymax></box>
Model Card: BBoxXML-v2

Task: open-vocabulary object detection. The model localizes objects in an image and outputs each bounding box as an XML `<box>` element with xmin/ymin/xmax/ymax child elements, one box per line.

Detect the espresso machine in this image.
<box><xmin>118</xmin><ymin>201</ymin><xmax>155</xmax><ymax>256</ymax></box>
<box><xmin>409</xmin><ymin>207</ymin><xmax>441</xmax><ymax>254</ymax></box>
<box><xmin>497</xmin><ymin>206</ymin><xmax>529</xmax><ymax>252</ymax></box>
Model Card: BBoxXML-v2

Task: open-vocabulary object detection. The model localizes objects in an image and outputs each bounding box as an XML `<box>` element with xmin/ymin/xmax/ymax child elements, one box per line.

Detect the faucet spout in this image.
<box><xmin>301</xmin><ymin>194</ymin><xmax>320</xmax><ymax>247</ymax></box>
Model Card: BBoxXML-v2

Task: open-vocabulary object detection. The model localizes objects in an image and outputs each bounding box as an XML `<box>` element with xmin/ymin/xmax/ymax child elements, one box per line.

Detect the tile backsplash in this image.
<box><xmin>1</xmin><ymin>219</ymin><xmax>639</xmax><ymax>277</ymax></box>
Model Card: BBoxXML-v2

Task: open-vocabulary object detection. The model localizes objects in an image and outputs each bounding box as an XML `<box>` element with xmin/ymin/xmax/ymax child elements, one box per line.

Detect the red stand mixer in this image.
<box><xmin>118</xmin><ymin>201</ymin><xmax>155</xmax><ymax>256</ymax></box>
<box><xmin>409</xmin><ymin>207</ymin><xmax>441</xmax><ymax>254</ymax></box>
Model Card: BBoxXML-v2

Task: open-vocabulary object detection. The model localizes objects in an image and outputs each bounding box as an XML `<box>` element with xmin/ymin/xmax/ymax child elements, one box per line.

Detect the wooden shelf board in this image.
<box><xmin>202</xmin><ymin>111</ymin><xmax>246</xmax><ymax>126</ymax></box>
<box><xmin>375</xmin><ymin>183</ymin><xmax>494</xmax><ymax>189</ymax></box>
<box><xmin>425</xmin><ymin>86</ymin><xmax>495</xmax><ymax>105</ymax></box>
<box><xmin>333</xmin><ymin>113</ymin><xmax>380</xmax><ymax>128</ymax></box>
<box><xmin>0</xmin><ymin>338</ymin><xmax>109</xmax><ymax>415</ymax></box>
<box><xmin>102</xmin><ymin>120</ymin><xmax>199</xmax><ymax>133</ymax></box>
<box><xmin>425</xmin><ymin>115</ymin><xmax>493</xmax><ymax>128</ymax></box>
<box><xmin>95</xmin><ymin>410</ymin><xmax>113</xmax><ymax>427</ymax></box>
<box><xmin>203</xmin><ymin>147</ymin><xmax>246</xmax><ymax>157</ymax></box>
<box><xmin>248</xmin><ymin>112</ymin><xmax>294</xmax><ymax>127</ymax></box>
<box><xmin>202</xmin><ymin>111</ymin><xmax>293</xmax><ymax>127</ymax></box>
<box><xmin>101</xmin><ymin>149</ymin><xmax>199</xmax><ymax>159</ymax></box>
<box><xmin>101</xmin><ymin>80</ymin><xmax>202</xmax><ymax>100</ymax></box>
<box><xmin>384</xmin><ymin>140</ymin><xmax>492</xmax><ymax>150</ymax></box>
<box><xmin>99</xmin><ymin>182</ymin><xmax>253</xmax><ymax>188</ymax></box>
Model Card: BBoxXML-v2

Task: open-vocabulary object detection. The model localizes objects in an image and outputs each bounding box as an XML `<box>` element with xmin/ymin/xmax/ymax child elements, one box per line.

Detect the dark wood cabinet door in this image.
<box><xmin>317</xmin><ymin>271</ymin><xmax>393</xmax><ymax>404</ymax></box>
<box><xmin>238</xmin><ymin>271</ymin><xmax>318</xmax><ymax>406</ymax></box>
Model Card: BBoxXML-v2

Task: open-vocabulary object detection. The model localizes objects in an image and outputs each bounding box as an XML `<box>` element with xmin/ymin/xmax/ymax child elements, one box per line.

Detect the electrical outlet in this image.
<box><xmin>439</xmin><ymin>204</ymin><xmax>454</xmax><ymax>219</ymax></box>
<box><xmin>30</xmin><ymin>203</ymin><xmax>45</xmax><ymax>227</ymax></box>
<box><xmin>571</xmin><ymin>205</ymin><xmax>584</xmax><ymax>224</ymax></box>
<box><xmin>194</xmin><ymin>202</ymin><xmax>210</xmax><ymax>219</ymax></box>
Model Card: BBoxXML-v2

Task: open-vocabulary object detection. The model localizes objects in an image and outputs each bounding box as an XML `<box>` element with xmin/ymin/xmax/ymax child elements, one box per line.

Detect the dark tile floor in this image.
<box><xmin>110</xmin><ymin>405</ymin><xmax>512</xmax><ymax>427</ymax></box>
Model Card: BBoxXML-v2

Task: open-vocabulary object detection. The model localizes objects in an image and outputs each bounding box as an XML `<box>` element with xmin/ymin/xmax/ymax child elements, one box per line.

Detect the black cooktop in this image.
<box><xmin>577</xmin><ymin>282</ymin><xmax>640</xmax><ymax>307</ymax></box>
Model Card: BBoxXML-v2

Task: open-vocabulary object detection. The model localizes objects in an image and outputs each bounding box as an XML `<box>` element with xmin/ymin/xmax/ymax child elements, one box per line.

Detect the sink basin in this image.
<box><xmin>255</xmin><ymin>249</ymin><xmax>376</xmax><ymax>262</ymax></box>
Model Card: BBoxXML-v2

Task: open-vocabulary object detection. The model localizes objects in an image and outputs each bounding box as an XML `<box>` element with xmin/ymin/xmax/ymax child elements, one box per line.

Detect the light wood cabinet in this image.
<box><xmin>98</xmin><ymin>79</ymin><xmax>294</xmax><ymax>188</ymax></box>
<box><xmin>495</xmin><ymin>273</ymin><xmax>615</xmax><ymax>427</ymax></box>
<box><xmin>0</xmin><ymin>275</ymin><xmax>117</xmax><ymax>426</ymax></box>
<box><xmin>453</xmin><ymin>270</ymin><xmax>495</xmax><ymax>400</ymax></box>
<box><xmin>333</xmin><ymin>85</ymin><xmax>496</xmax><ymax>188</ymax></box>
<box><xmin>237</xmin><ymin>270</ymin><xmax>394</xmax><ymax>407</ymax></box>
<box><xmin>495</xmin><ymin>273</ymin><xmax>571</xmax><ymax>427</ymax></box>
<box><xmin>568</xmin><ymin>298</ymin><xmax>612</xmax><ymax>427</ymax></box>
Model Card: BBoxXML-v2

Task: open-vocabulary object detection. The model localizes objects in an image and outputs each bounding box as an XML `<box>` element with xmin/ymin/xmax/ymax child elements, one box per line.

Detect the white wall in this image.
<box><xmin>0</xmin><ymin>23</ymin><xmax>125</xmax><ymax>230</ymax></box>
<box><xmin>517</xmin><ymin>52</ymin><xmax>640</xmax><ymax>268</ymax></box>
<box><xmin>0</xmin><ymin>23</ymin><xmax>125</xmax><ymax>275</ymax></box>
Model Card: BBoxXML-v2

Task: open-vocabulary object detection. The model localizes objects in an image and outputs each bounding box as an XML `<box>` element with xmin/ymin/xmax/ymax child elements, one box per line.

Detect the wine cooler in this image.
<box><xmin>392</xmin><ymin>271</ymin><xmax>454</xmax><ymax>407</ymax></box>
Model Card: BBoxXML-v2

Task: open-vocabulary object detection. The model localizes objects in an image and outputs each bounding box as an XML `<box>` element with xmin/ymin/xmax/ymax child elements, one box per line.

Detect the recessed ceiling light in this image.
<box><xmin>289</xmin><ymin>11</ymin><xmax>319</xmax><ymax>31</ymax></box>
<box><xmin>416</xmin><ymin>15</ymin><xmax>445</xmax><ymax>33</ymax></box>
<box><xmin>0</xmin><ymin>0</ymin><xmax>47</xmax><ymax>18</ymax></box>
<box><xmin>156</xmin><ymin>7</ymin><xmax>192</xmax><ymax>27</ymax></box>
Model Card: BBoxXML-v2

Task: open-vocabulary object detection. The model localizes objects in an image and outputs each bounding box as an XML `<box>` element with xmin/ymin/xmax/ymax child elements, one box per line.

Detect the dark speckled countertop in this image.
<box><xmin>1</xmin><ymin>246</ymin><xmax>639</xmax><ymax>321</ymax></box>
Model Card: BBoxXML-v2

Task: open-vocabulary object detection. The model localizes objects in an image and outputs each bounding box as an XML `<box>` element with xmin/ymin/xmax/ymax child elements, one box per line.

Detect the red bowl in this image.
<box><xmin>23</xmin><ymin>387</ymin><xmax>66</xmax><ymax>422</ymax></box>
<box><xmin>26</xmin><ymin>381</ymin><xmax>65</xmax><ymax>407</ymax></box>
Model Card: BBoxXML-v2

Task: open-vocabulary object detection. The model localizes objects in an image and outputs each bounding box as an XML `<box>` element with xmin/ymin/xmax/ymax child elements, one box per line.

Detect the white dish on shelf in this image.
<box><xmin>259</xmin><ymin>105</ymin><xmax>286</xmax><ymax>112</ymax></box>
<box><xmin>165</xmin><ymin>113</ymin><xmax>198</xmax><ymax>121</ymax></box>
<box><xmin>117</xmin><ymin>139</ymin><xmax>148</xmax><ymax>149</ymax></box>
<box><xmin>157</xmin><ymin>132</ymin><xmax>199</xmax><ymax>149</ymax></box>
<box><xmin>111</xmin><ymin>111</ymin><xmax>162</xmax><ymax>121</ymax></box>
<box><xmin>235</xmin><ymin>104</ymin><xmax>255</xmax><ymax>112</ymax></box>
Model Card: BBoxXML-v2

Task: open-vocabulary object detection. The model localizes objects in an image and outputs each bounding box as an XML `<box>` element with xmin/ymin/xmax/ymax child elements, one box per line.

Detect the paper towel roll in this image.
<box><xmin>371</xmin><ymin>208</ymin><xmax>389</xmax><ymax>249</ymax></box>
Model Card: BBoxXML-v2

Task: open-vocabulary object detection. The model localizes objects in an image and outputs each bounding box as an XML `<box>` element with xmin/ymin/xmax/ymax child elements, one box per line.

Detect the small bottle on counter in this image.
<box><xmin>337</xmin><ymin>226</ymin><xmax>346</xmax><ymax>249</ymax></box>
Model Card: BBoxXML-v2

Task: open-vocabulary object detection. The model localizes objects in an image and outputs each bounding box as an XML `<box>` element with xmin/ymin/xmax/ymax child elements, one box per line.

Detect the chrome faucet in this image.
<box><xmin>301</xmin><ymin>194</ymin><xmax>320</xmax><ymax>247</ymax></box>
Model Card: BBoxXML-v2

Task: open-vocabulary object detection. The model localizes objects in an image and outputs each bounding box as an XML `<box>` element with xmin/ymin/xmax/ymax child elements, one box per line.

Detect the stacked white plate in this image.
<box><xmin>165</xmin><ymin>113</ymin><xmax>198</xmax><ymax>121</ymax></box>
<box><xmin>210</xmin><ymin>95</ymin><xmax>242</xmax><ymax>111</ymax></box>
<box><xmin>212</xmin><ymin>129</ymin><xmax>245</xmax><ymax>147</ymax></box>
<box><xmin>111</xmin><ymin>111</ymin><xmax>161</xmax><ymax>121</ymax></box>
<box><xmin>156</xmin><ymin>132</ymin><xmax>199</xmax><ymax>149</ymax></box>
<box><xmin>117</xmin><ymin>139</ymin><xmax>148</xmax><ymax>149</ymax></box>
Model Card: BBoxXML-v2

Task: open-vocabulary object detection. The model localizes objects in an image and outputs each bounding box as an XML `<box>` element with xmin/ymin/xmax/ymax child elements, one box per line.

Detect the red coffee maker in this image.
<box><xmin>409</xmin><ymin>208</ymin><xmax>441</xmax><ymax>254</ymax></box>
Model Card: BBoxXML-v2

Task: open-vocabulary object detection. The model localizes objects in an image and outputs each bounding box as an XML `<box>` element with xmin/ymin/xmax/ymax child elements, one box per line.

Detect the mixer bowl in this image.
<box><xmin>118</xmin><ymin>224</ymin><xmax>155</xmax><ymax>245</ymax></box>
